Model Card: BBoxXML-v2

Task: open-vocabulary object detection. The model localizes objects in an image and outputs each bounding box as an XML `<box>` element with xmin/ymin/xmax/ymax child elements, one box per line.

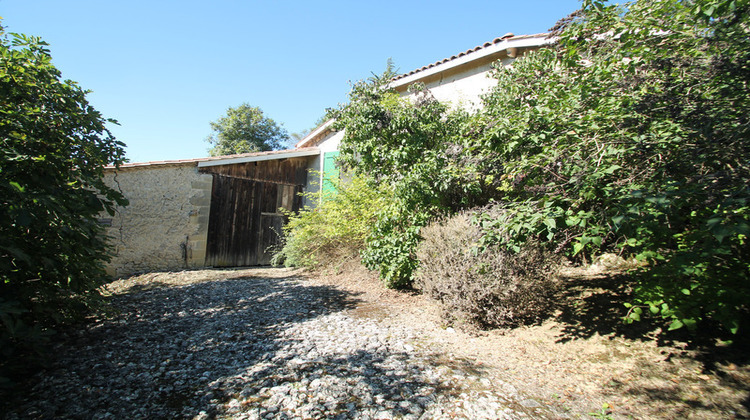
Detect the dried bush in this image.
<box><xmin>415</xmin><ymin>212</ymin><xmax>560</xmax><ymax>329</ymax></box>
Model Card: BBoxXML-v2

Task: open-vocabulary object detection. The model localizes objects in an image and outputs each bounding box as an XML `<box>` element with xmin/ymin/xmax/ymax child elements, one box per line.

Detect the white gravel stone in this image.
<box><xmin>2</xmin><ymin>273</ymin><xmax>562</xmax><ymax>419</ymax></box>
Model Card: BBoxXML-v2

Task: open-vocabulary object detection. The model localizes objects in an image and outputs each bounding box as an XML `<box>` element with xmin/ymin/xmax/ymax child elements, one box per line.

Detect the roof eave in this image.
<box><xmin>295</xmin><ymin>118</ymin><xmax>335</xmax><ymax>149</ymax></box>
<box><xmin>197</xmin><ymin>148</ymin><xmax>320</xmax><ymax>168</ymax></box>
<box><xmin>389</xmin><ymin>33</ymin><xmax>555</xmax><ymax>90</ymax></box>
<box><xmin>107</xmin><ymin>147</ymin><xmax>320</xmax><ymax>170</ymax></box>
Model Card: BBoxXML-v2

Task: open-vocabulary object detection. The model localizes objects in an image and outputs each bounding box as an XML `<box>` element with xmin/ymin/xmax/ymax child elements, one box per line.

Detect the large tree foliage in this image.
<box><xmin>205</xmin><ymin>103</ymin><xmax>289</xmax><ymax>156</ymax></box>
<box><xmin>332</xmin><ymin>82</ymin><xmax>476</xmax><ymax>287</ymax></box>
<box><xmin>0</xmin><ymin>27</ymin><xmax>127</xmax><ymax>379</ymax></box>
<box><xmin>476</xmin><ymin>0</ymin><xmax>750</xmax><ymax>334</ymax></box>
<box><xmin>333</xmin><ymin>0</ymin><xmax>750</xmax><ymax>334</ymax></box>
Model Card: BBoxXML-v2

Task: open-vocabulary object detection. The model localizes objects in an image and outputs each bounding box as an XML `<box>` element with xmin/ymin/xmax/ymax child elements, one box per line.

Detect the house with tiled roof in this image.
<box><xmin>296</xmin><ymin>32</ymin><xmax>552</xmax><ymax>196</ymax></box>
<box><xmin>103</xmin><ymin>33</ymin><xmax>552</xmax><ymax>277</ymax></box>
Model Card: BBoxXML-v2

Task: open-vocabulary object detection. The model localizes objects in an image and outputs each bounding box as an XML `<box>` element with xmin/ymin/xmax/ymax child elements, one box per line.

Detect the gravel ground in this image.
<box><xmin>3</xmin><ymin>268</ymin><xmax>562</xmax><ymax>419</ymax></box>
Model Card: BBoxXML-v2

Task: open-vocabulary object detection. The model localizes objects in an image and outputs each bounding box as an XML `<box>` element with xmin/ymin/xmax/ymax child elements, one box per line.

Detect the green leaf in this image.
<box><xmin>604</xmin><ymin>164</ymin><xmax>621</xmax><ymax>174</ymax></box>
<box><xmin>683</xmin><ymin>318</ymin><xmax>698</xmax><ymax>330</ymax></box>
<box><xmin>706</xmin><ymin>217</ymin><xmax>723</xmax><ymax>229</ymax></box>
<box><xmin>668</xmin><ymin>319</ymin><xmax>684</xmax><ymax>331</ymax></box>
<box><xmin>726</xmin><ymin>319</ymin><xmax>740</xmax><ymax>335</ymax></box>
<box><xmin>9</xmin><ymin>181</ymin><xmax>24</xmax><ymax>192</ymax></box>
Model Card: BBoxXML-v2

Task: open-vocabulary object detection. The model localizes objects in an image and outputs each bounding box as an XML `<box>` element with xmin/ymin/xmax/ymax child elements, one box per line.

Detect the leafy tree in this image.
<box><xmin>205</xmin><ymin>103</ymin><xmax>289</xmax><ymax>156</ymax></box>
<box><xmin>331</xmin><ymin>73</ymin><xmax>480</xmax><ymax>288</ymax></box>
<box><xmin>368</xmin><ymin>57</ymin><xmax>399</xmax><ymax>84</ymax></box>
<box><xmin>0</xmin><ymin>27</ymin><xmax>127</xmax><ymax>379</ymax></box>
<box><xmin>476</xmin><ymin>0</ymin><xmax>750</xmax><ymax>333</ymax></box>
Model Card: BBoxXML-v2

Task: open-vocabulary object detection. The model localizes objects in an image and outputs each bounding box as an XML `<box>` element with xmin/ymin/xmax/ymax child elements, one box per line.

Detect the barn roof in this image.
<box><xmin>106</xmin><ymin>148</ymin><xmax>319</xmax><ymax>170</ymax></box>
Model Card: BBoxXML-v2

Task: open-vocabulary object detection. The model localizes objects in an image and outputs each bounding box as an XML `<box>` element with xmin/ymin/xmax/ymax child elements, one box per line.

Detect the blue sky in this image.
<box><xmin>1</xmin><ymin>0</ymin><xmax>581</xmax><ymax>163</ymax></box>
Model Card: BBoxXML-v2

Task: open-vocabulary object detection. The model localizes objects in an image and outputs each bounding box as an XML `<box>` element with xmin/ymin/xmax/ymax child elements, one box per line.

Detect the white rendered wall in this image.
<box><xmin>398</xmin><ymin>56</ymin><xmax>515</xmax><ymax>112</ymax></box>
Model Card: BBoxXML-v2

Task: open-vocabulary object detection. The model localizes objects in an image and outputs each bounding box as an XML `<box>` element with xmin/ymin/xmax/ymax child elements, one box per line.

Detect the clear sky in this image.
<box><xmin>1</xmin><ymin>0</ymin><xmax>582</xmax><ymax>163</ymax></box>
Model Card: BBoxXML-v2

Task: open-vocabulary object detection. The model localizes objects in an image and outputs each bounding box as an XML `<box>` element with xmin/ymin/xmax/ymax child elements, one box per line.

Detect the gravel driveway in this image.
<box><xmin>3</xmin><ymin>268</ymin><xmax>560</xmax><ymax>419</ymax></box>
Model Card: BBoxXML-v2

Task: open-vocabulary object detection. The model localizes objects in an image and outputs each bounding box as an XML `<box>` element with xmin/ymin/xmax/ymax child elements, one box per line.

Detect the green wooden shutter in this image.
<box><xmin>322</xmin><ymin>151</ymin><xmax>340</xmax><ymax>198</ymax></box>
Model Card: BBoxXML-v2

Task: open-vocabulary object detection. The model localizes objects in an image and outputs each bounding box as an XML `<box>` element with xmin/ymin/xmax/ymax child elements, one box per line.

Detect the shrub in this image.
<box><xmin>360</xmin><ymin>200</ymin><xmax>430</xmax><ymax>289</ymax></box>
<box><xmin>0</xmin><ymin>27</ymin><xmax>127</xmax><ymax>383</ymax></box>
<box><xmin>273</xmin><ymin>173</ymin><xmax>390</xmax><ymax>270</ymax></box>
<box><xmin>474</xmin><ymin>0</ymin><xmax>750</xmax><ymax>334</ymax></box>
<box><xmin>415</xmin><ymin>211</ymin><xmax>560</xmax><ymax>329</ymax></box>
<box><xmin>331</xmin><ymin>78</ymin><xmax>485</xmax><ymax>288</ymax></box>
<box><xmin>328</xmin><ymin>0</ymin><xmax>750</xmax><ymax>336</ymax></box>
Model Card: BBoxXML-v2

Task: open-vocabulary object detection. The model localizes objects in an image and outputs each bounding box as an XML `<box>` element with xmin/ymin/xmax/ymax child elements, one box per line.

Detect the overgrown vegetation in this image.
<box><xmin>476</xmin><ymin>0</ymin><xmax>750</xmax><ymax>334</ymax></box>
<box><xmin>327</xmin><ymin>0</ymin><xmax>750</xmax><ymax>336</ymax></box>
<box><xmin>0</xmin><ymin>27</ymin><xmax>127</xmax><ymax>382</ymax></box>
<box><xmin>273</xmin><ymin>173</ymin><xmax>390</xmax><ymax>270</ymax></box>
<box><xmin>331</xmin><ymin>81</ymin><xmax>486</xmax><ymax>287</ymax></box>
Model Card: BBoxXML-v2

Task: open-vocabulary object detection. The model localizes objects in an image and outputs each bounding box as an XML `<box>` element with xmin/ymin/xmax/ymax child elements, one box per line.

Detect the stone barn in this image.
<box><xmin>102</xmin><ymin>148</ymin><xmax>318</xmax><ymax>277</ymax></box>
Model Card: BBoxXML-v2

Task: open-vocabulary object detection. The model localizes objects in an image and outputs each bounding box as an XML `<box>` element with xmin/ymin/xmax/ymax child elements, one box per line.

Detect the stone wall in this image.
<box><xmin>102</xmin><ymin>163</ymin><xmax>213</xmax><ymax>278</ymax></box>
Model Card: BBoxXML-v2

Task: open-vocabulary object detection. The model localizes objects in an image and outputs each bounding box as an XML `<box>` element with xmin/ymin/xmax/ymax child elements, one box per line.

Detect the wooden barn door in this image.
<box><xmin>205</xmin><ymin>174</ymin><xmax>301</xmax><ymax>267</ymax></box>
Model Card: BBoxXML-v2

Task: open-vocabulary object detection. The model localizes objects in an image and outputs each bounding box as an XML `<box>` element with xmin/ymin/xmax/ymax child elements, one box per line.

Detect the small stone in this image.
<box><xmin>519</xmin><ymin>398</ymin><xmax>542</xmax><ymax>408</ymax></box>
<box><xmin>374</xmin><ymin>410</ymin><xmax>394</xmax><ymax>419</ymax></box>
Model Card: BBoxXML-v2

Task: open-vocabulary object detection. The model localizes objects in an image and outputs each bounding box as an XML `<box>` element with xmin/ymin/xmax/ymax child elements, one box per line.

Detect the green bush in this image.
<box><xmin>360</xmin><ymin>200</ymin><xmax>430</xmax><ymax>289</ymax></box>
<box><xmin>0</xmin><ymin>27</ymin><xmax>127</xmax><ymax>382</ymax></box>
<box><xmin>331</xmin><ymin>80</ymin><xmax>487</xmax><ymax>288</ymax></box>
<box><xmin>473</xmin><ymin>0</ymin><xmax>750</xmax><ymax>333</ymax></box>
<box><xmin>415</xmin><ymin>211</ymin><xmax>560</xmax><ymax>328</ymax></box>
<box><xmin>274</xmin><ymin>173</ymin><xmax>390</xmax><ymax>270</ymax></box>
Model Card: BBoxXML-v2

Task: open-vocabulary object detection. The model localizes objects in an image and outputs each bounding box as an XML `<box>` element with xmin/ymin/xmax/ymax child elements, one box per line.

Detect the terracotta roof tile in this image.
<box><xmin>391</xmin><ymin>32</ymin><xmax>549</xmax><ymax>82</ymax></box>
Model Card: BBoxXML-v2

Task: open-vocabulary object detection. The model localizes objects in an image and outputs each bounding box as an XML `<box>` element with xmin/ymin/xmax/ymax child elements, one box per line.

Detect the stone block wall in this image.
<box><xmin>102</xmin><ymin>163</ymin><xmax>213</xmax><ymax>278</ymax></box>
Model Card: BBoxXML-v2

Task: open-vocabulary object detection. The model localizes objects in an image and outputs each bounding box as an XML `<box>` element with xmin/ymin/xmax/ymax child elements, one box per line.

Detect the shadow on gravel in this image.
<box><xmin>2</xmin><ymin>272</ymin><xmax>362</xmax><ymax>419</ymax></box>
<box><xmin>3</xmin><ymin>270</ymin><xmax>553</xmax><ymax>419</ymax></box>
<box><xmin>217</xmin><ymin>349</ymin><xmax>439</xmax><ymax>417</ymax></box>
<box><xmin>210</xmin><ymin>343</ymin><xmax>552</xmax><ymax>419</ymax></box>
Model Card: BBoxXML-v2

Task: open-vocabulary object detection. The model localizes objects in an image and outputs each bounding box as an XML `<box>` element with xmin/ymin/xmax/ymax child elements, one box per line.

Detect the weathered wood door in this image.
<box><xmin>205</xmin><ymin>174</ymin><xmax>301</xmax><ymax>267</ymax></box>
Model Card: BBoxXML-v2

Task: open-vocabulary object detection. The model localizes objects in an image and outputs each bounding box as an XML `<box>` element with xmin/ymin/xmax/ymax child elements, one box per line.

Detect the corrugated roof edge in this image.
<box><xmin>105</xmin><ymin>147</ymin><xmax>320</xmax><ymax>170</ymax></box>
